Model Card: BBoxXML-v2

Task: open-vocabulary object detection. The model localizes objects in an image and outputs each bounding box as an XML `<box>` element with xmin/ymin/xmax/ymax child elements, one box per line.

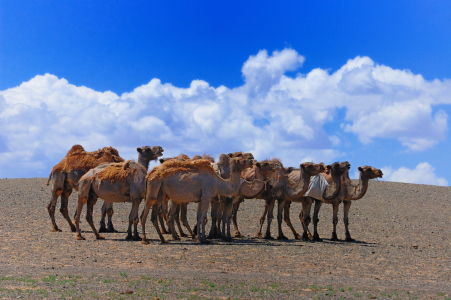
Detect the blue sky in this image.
<box><xmin>1</xmin><ymin>1</ymin><xmax>451</xmax><ymax>185</ymax></box>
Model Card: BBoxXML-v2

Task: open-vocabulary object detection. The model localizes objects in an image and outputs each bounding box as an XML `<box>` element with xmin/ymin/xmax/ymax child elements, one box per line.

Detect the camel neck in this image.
<box><xmin>138</xmin><ymin>156</ymin><xmax>151</xmax><ymax>171</ymax></box>
<box><xmin>346</xmin><ymin>173</ymin><xmax>369</xmax><ymax>200</ymax></box>
<box><xmin>322</xmin><ymin>171</ymin><xmax>342</xmax><ymax>200</ymax></box>
<box><xmin>283</xmin><ymin>169</ymin><xmax>310</xmax><ymax>199</ymax></box>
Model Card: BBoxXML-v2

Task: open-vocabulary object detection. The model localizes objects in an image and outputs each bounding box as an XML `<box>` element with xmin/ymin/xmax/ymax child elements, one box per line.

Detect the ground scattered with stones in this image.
<box><xmin>0</xmin><ymin>178</ymin><xmax>450</xmax><ymax>299</ymax></box>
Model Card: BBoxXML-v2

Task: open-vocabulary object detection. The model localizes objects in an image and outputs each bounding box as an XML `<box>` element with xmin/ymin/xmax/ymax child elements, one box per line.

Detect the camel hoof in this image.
<box><xmin>173</xmin><ymin>236</ymin><xmax>181</xmax><ymax>241</ymax></box>
<box><xmin>277</xmin><ymin>235</ymin><xmax>288</xmax><ymax>240</ymax></box>
<box><xmin>234</xmin><ymin>232</ymin><xmax>245</xmax><ymax>238</ymax></box>
<box><xmin>264</xmin><ymin>235</ymin><xmax>274</xmax><ymax>240</ymax></box>
<box><xmin>125</xmin><ymin>235</ymin><xmax>133</xmax><ymax>240</ymax></box>
<box><xmin>98</xmin><ymin>227</ymin><xmax>107</xmax><ymax>233</ymax></box>
<box><xmin>180</xmin><ymin>233</ymin><xmax>188</xmax><ymax>237</ymax></box>
<box><xmin>161</xmin><ymin>229</ymin><xmax>169</xmax><ymax>234</ymax></box>
<box><xmin>141</xmin><ymin>239</ymin><xmax>149</xmax><ymax>245</ymax></box>
<box><xmin>76</xmin><ymin>235</ymin><xmax>85</xmax><ymax>240</ymax></box>
<box><xmin>345</xmin><ymin>237</ymin><xmax>356</xmax><ymax>242</ymax></box>
<box><xmin>312</xmin><ymin>234</ymin><xmax>323</xmax><ymax>242</ymax></box>
<box><xmin>70</xmin><ymin>226</ymin><xmax>77</xmax><ymax>233</ymax></box>
<box><xmin>294</xmin><ymin>234</ymin><xmax>302</xmax><ymax>240</ymax></box>
<box><xmin>96</xmin><ymin>235</ymin><xmax>105</xmax><ymax>240</ymax></box>
<box><xmin>331</xmin><ymin>233</ymin><xmax>338</xmax><ymax>241</ymax></box>
<box><xmin>133</xmin><ymin>236</ymin><xmax>142</xmax><ymax>241</ymax></box>
<box><xmin>52</xmin><ymin>228</ymin><xmax>62</xmax><ymax>232</ymax></box>
<box><xmin>199</xmin><ymin>240</ymin><xmax>210</xmax><ymax>244</ymax></box>
<box><xmin>256</xmin><ymin>233</ymin><xmax>263</xmax><ymax>239</ymax></box>
<box><xmin>160</xmin><ymin>239</ymin><xmax>168</xmax><ymax>244</ymax></box>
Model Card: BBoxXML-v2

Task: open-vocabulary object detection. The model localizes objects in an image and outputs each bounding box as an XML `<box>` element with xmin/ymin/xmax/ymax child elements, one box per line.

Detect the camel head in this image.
<box><xmin>327</xmin><ymin>161</ymin><xmax>351</xmax><ymax>177</ymax></box>
<box><xmin>300</xmin><ymin>162</ymin><xmax>326</xmax><ymax>176</ymax></box>
<box><xmin>231</xmin><ymin>157</ymin><xmax>254</xmax><ymax>173</ymax></box>
<box><xmin>137</xmin><ymin>146</ymin><xmax>164</xmax><ymax>162</ymax></box>
<box><xmin>228</xmin><ymin>152</ymin><xmax>255</xmax><ymax>160</ymax></box>
<box><xmin>358</xmin><ymin>165</ymin><xmax>383</xmax><ymax>179</ymax></box>
<box><xmin>255</xmin><ymin>160</ymin><xmax>282</xmax><ymax>176</ymax></box>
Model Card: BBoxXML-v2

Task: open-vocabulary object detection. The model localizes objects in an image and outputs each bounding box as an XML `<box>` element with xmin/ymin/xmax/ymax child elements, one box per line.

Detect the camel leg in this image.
<box><xmin>312</xmin><ymin>199</ymin><xmax>323</xmax><ymax>241</ymax></box>
<box><xmin>159</xmin><ymin>201</ymin><xmax>170</xmax><ymax>234</ymax></box>
<box><xmin>99</xmin><ymin>201</ymin><xmax>108</xmax><ymax>233</ymax></box>
<box><xmin>256</xmin><ymin>199</ymin><xmax>269</xmax><ymax>238</ymax></box>
<box><xmin>151</xmin><ymin>202</ymin><xmax>167</xmax><ymax>243</ymax></box>
<box><xmin>86</xmin><ymin>196</ymin><xmax>104</xmax><ymax>240</ymax></box>
<box><xmin>74</xmin><ymin>191</ymin><xmax>88</xmax><ymax>240</ymax></box>
<box><xmin>232</xmin><ymin>199</ymin><xmax>245</xmax><ymax>237</ymax></box>
<box><xmin>180</xmin><ymin>203</ymin><xmax>195</xmax><ymax>239</ymax></box>
<box><xmin>140</xmin><ymin>201</ymin><xmax>151</xmax><ymax>244</ymax></box>
<box><xmin>301</xmin><ymin>200</ymin><xmax>313</xmax><ymax>241</ymax></box>
<box><xmin>283</xmin><ymin>200</ymin><xmax>301</xmax><ymax>239</ymax></box>
<box><xmin>169</xmin><ymin>201</ymin><xmax>180</xmax><ymax>240</ymax></box>
<box><xmin>106</xmin><ymin>204</ymin><xmax>116</xmax><ymax>232</ymax></box>
<box><xmin>221</xmin><ymin>197</ymin><xmax>233</xmax><ymax>242</ymax></box>
<box><xmin>331</xmin><ymin>202</ymin><xmax>340</xmax><ymax>241</ymax></box>
<box><xmin>59</xmin><ymin>185</ymin><xmax>76</xmax><ymax>232</ymax></box>
<box><xmin>208</xmin><ymin>201</ymin><xmax>220</xmax><ymax>239</ymax></box>
<box><xmin>174</xmin><ymin>203</ymin><xmax>187</xmax><ymax>237</ymax></box>
<box><xmin>47</xmin><ymin>178</ymin><xmax>64</xmax><ymax>232</ymax></box>
<box><xmin>264</xmin><ymin>198</ymin><xmax>276</xmax><ymax>240</ymax></box>
<box><xmin>276</xmin><ymin>198</ymin><xmax>287</xmax><ymax>240</ymax></box>
<box><xmin>343</xmin><ymin>201</ymin><xmax>355</xmax><ymax>242</ymax></box>
<box><xmin>126</xmin><ymin>200</ymin><xmax>141</xmax><ymax>241</ymax></box>
<box><xmin>197</xmin><ymin>198</ymin><xmax>210</xmax><ymax>244</ymax></box>
<box><xmin>99</xmin><ymin>201</ymin><xmax>117</xmax><ymax>233</ymax></box>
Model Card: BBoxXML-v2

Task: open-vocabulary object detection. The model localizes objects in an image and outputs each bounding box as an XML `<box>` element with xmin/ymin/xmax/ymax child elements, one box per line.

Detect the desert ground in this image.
<box><xmin>0</xmin><ymin>177</ymin><xmax>450</xmax><ymax>299</ymax></box>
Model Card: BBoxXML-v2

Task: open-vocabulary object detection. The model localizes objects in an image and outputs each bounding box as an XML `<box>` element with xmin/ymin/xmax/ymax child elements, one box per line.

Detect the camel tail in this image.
<box><xmin>46</xmin><ymin>173</ymin><xmax>52</xmax><ymax>186</ymax></box>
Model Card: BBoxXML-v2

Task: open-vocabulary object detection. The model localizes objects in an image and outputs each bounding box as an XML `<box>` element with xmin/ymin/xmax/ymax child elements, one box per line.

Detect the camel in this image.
<box><xmin>282</xmin><ymin>161</ymin><xmax>351</xmax><ymax>240</ymax></box>
<box><xmin>310</xmin><ymin>165</ymin><xmax>383</xmax><ymax>241</ymax></box>
<box><xmin>74</xmin><ymin>146</ymin><xmax>164</xmax><ymax>240</ymax></box>
<box><xmin>140</xmin><ymin>156</ymin><xmax>254</xmax><ymax>244</ymax></box>
<box><xmin>254</xmin><ymin>160</ymin><xmax>326</xmax><ymax>240</ymax></box>
<box><xmin>218</xmin><ymin>160</ymin><xmax>282</xmax><ymax>241</ymax></box>
<box><xmin>206</xmin><ymin>152</ymin><xmax>255</xmax><ymax>240</ymax></box>
<box><xmin>46</xmin><ymin>145</ymin><xmax>124</xmax><ymax>232</ymax></box>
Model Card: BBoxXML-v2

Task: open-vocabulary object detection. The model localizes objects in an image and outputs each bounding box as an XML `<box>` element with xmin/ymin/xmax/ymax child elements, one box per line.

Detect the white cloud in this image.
<box><xmin>382</xmin><ymin>162</ymin><xmax>448</xmax><ymax>186</ymax></box>
<box><xmin>1</xmin><ymin>48</ymin><xmax>451</xmax><ymax>178</ymax></box>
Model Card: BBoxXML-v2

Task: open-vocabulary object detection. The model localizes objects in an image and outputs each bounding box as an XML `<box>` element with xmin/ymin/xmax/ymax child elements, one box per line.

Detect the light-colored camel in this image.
<box><xmin>140</xmin><ymin>156</ymin><xmax>253</xmax><ymax>244</ymax></box>
<box><xmin>310</xmin><ymin>165</ymin><xmax>383</xmax><ymax>241</ymax></box>
<box><xmin>218</xmin><ymin>160</ymin><xmax>282</xmax><ymax>241</ymax></box>
<box><xmin>46</xmin><ymin>145</ymin><xmax>123</xmax><ymax>232</ymax></box>
<box><xmin>255</xmin><ymin>160</ymin><xmax>326</xmax><ymax>240</ymax></box>
<box><xmin>74</xmin><ymin>146</ymin><xmax>164</xmax><ymax>240</ymax></box>
<box><xmin>283</xmin><ymin>161</ymin><xmax>351</xmax><ymax>240</ymax></box>
<box><xmin>206</xmin><ymin>152</ymin><xmax>255</xmax><ymax>240</ymax></box>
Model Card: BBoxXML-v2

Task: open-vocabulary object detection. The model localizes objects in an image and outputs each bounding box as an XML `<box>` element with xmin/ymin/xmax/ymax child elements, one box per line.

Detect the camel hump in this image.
<box><xmin>66</xmin><ymin>145</ymin><xmax>85</xmax><ymax>156</ymax></box>
<box><xmin>147</xmin><ymin>159</ymin><xmax>215</xmax><ymax>182</ymax></box>
<box><xmin>97</xmin><ymin>160</ymin><xmax>137</xmax><ymax>182</ymax></box>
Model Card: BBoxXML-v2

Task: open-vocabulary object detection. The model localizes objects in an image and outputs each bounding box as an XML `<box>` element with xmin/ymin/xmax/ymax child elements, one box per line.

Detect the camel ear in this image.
<box><xmin>358</xmin><ymin>166</ymin><xmax>363</xmax><ymax>171</ymax></box>
<box><xmin>228</xmin><ymin>153</ymin><xmax>233</xmax><ymax>157</ymax></box>
<box><xmin>137</xmin><ymin>147</ymin><xmax>142</xmax><ymax>153</ymax></box>
<box><xmin>159</xmin><ymin>158</ymin><xmax>165</xmax><ymax>164</ymax></box>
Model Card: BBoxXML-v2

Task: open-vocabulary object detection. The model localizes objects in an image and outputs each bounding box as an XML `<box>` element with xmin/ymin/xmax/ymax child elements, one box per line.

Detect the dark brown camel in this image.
<box><xmin>46</xmin><ymin>145</ymin><xmax>123</xmax><ymax>232</ymax></box>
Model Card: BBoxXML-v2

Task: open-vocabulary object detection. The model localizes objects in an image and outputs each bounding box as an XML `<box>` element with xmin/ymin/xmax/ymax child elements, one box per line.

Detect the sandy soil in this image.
<box><xmin>0</xmin><ymin>177</ymin><xmax>450</xmax><ymax>299</ymax></box>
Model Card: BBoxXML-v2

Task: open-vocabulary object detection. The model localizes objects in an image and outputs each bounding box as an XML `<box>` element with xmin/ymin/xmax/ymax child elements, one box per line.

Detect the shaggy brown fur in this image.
<box><xmin>97</xmin><ymin>160</ymin><xmax>146</xmax><ymax>183</ymax></box>
<box><xmin>51</xmin><ymin>145</ymin><xmax>124</xmax><ymax>174</ymax></box>
<box><xmin>146</xmin><ymin>159</ymin><xmax>215</xmax><ymax>182</ymax></box>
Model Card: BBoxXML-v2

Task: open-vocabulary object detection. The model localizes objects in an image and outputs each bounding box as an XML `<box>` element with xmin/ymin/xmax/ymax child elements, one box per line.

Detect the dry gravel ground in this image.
<box><xmin>0</xmin><ymin>178</ymin><xmax>450</xmax><ymax>299</ymax></box>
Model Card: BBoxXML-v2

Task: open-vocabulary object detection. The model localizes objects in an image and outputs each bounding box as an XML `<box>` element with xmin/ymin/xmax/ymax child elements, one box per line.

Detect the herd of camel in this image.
<box><xmin>46</xmin><ymin>144</ymin><xmax>383</xmax><ymax>244</ymax></box>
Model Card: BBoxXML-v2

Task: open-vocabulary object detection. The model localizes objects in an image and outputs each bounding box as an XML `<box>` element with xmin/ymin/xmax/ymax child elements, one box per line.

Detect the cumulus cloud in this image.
<box><xmin>382</xmin><ymin>163</ymin><xmax>448</xmax><ymax>186</ymax></box>
<box><xmin>1</xmin><ymin>48</ymin><xmax>451</xmax><ymax>178</ymax></box>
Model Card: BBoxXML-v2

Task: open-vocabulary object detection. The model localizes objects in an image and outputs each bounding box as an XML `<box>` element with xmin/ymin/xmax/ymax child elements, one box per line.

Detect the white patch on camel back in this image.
<box><xmin>305</xmin><ymin>174</ymin><xmax>329</xmax><ymax>200</ymax></box>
